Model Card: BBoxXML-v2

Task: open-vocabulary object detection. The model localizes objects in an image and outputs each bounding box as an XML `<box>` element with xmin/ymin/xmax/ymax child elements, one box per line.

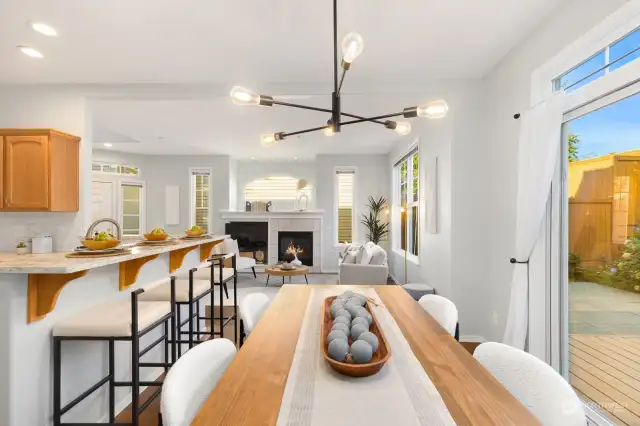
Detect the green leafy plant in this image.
<box><xmin>568</xmin><ymin>133</ymin><xmax>580</xmax><ymax>162</ymax></box>
<box><xmin>16</xmin><ymin>242</ymin><xmax>27</xmax><ymax>249</ymax></box>
<box><xmin>361</xmin><ymin>196</ymin><xmax>389</xmax><ymax>244</ymax></box>
<box><xmin>600</xmin><ymin>232</ymin><xmax>640</xmax><ymax>292</ymax></box>
<box><xmin>568</xmin><ymin>252</ymin><xmax>581</xmax><ymax>280</ymax></box>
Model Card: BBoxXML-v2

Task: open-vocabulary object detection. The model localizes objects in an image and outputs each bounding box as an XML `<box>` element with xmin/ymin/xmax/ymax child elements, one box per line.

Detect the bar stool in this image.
<box><xmin>142</xmin><ymin>253</ymin><xmax>238</xmax><ymax>357</ymax></box>
<box><xmin>52</xmin><ymin>278</ymin><xmax>176</xmax><ymax>426</ymax></box>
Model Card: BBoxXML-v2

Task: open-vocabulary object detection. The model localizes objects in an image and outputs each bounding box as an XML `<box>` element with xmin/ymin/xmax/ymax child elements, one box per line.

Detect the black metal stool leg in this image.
<box><xmin>266</xmin><ymin>275</ymin><xmax>270</xmax><ymax>287</ymax></box>
<box><xmin>53</xmin><ymin>337</ymin><xmax>62</xmax><ymax>426</ymax></box>
<box><xmin>233</xmin><ymin>255</ymin><xmax>238</xmax><ymax>344</ymax></box>
<box><xmin>176</xmin><ymin>303</ymin><xmax>182</xmax><ymax>358</ymax></box>
<box><xmin>108</xmin><ymin>338</ymin><xmax>115</xmax><ymax>422</ymax></box>
<box><xmin>131</xmin><ymin>291</ymin><xmax>141</xmax><ymax>426</ymax></box>
<box><xmin>305</xmin><ymin>275</ymin><xmax>309</xmax><ymax>285</ymax></box>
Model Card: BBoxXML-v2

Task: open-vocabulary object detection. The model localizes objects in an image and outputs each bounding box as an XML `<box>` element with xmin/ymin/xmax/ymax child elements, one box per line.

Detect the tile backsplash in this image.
<box><xmin>0</xmin><ymin>212</ymin><xmax>84</xmax><ymax>252</ymax></box>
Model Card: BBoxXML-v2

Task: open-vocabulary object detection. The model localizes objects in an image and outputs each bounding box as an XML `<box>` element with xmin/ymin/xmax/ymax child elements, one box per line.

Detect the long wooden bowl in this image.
<box><xmin>321</xmin><ymin>295</ymin><xmax>391</xmax><ymax>377</ymax></box>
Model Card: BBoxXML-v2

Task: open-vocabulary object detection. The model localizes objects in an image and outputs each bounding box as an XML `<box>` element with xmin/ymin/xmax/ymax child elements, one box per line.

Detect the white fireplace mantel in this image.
<box><xmin>220</xmin><ymin>209</ymin><xmax>325</xmax><ymax>220</ymax></box>
<box><xmin>220</xmin><ymin>209</ymin><xmax>324</xmax><ymax>272</ymax></box>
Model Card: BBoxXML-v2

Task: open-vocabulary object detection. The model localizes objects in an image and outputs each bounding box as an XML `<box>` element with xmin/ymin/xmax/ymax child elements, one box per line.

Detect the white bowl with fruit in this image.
<box><xmin>144</xmin><ymin>228</ymin><xmax>169</xmax><ymax>241</ymax></box>
<box><xmin>82</xmin><ymin>231</ymin><xmax>120</xmax><ymax>250</ymax></box>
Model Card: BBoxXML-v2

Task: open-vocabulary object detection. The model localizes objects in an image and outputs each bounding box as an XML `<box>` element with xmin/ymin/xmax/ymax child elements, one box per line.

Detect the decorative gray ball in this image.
<box><xmin>351</xmin><ymin>323</ymin><xmax>368</xmax><ymax>340</ymax></box>
<box><xmin>344</xmin><ymin>303</ymin><xmax>360</xmax><ymax>317</ymax></box>
<box><xmin>347</xmin><ymin>296</ymin><xmax>366</xmax><ymax>307</ymax></box>
<box><xmin>330</xmin><ymin>303</ymin><xmax>345</xmax><ymax>318</ymax></box>
<box><xmin>357</xmin><ymin>331</ymin><xmax>379</xmax><ymax>352</ymax></box>
<box><xmin>328</xmin><ymin>338</ymin><xmax>350</xmax><ymax>362</ymax></box>
<box><xmin>350</xmin><ymin>340</ymin><xmax>373</xmax><ymax>364</ymax></box>
<box><xmin>355</xmin><ymin>307</ymin><xmax>373</xmax><ymax>325</ymax></box>
<box><xmin>333</xmin><ymin>316</ymin><xmax>351</xmax><ymax>327</ymax></box>
<box><xmin>327</xmin><ymin>329</ymin><xmax>348</xmax><ymax>344</ymax></box>
<box><xmin>336</xmin><ymin>294</ymin><xmax>350</xmax><ymax>303</ymax></box>
<box><xmin>331</xmin><ymin>322</ymin><xmax>350</xmax><ymax>335</ymax></box>
<box><xmin>335</xmin><ymin>309</ymin><xmax>352</xmax><ymax>321</ymax></box>
<box><xmin>351</xmin><ymin>317</ymin><xmax>369</xmax><ymax>328</ymax></box>
<box><xmin>342</xmin><ymin>290</ymin><xmax>355</xmax><ymax>297</ymax></box>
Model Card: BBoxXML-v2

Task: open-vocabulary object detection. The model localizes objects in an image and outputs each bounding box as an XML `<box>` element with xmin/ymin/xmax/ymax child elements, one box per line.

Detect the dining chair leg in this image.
<box><xmin>266</xmin><ymin>275</ymin><xmax>270</xmax><ymax>287</ymax></box>
<box><xmin>252</xmin><ymin>267</ymin><xmax>257</xmax><ymax>278</ymax></box>
<box><xmin>305</xmin><ymin>275</ymin><xmax>309</xmax><ymax>285</ymax></box>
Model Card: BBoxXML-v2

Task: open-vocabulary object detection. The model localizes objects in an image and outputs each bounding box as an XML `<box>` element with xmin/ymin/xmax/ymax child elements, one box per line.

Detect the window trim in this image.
<box><xmin>119</xmin><ymin>179</ymin><xmax>146</xmax><ymax>237</ymax></box>
<box><xmin>189</xmin><ymin>167</ymin><xmax>212</xmax><ymax>234</ymax></box>
<box><xmin>334</xmin><ymin>167</ymin><xmax>357</xmax><ymax>246</ymax></box>
<box><xmin>393</xmin><ymin>147</ymin><xmax>420</xmax><ymax>264</ymax></box>
<box><xmin>92</xmin><ymin>161</ymin><xmax>141</xmax><ymax>177</ymax></box>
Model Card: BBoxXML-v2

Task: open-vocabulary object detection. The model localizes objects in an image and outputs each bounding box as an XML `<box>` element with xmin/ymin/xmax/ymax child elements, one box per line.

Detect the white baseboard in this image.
<box><xmin>460</xmin><ymin>335</ymin><xmax>487</xmax><ymax>343</ymax></box>
<box><xmin>99</xmin><ymin>367</ymin><xmax>164</xmax><ymax>423</ymax></box>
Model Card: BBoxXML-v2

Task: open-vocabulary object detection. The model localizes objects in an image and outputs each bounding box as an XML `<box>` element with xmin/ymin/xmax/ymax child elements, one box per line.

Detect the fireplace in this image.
<box><xmin>278</xmin><ymin>231</ymin><xmax>313</xmax><ymax>266</ymax></box>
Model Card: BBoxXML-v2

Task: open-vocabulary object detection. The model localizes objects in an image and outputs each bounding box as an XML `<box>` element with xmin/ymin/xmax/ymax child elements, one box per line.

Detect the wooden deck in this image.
<box><xmin>570</xmin><ymin>335</ymin><xmax>640</xmax><ymax>425</ymax></box>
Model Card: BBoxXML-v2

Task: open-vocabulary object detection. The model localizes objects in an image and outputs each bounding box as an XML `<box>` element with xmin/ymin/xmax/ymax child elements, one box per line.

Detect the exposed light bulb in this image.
<box><xmin>260</xmin><ymin>133</ymin><xmax>283</xmax><ymax>147</ymax></box>
<box><xmin>385</xmin><ymin>208</ymin><xmax>390</xmax><ymax>214</ymax></box>
<box><xmin>230</xmin><ymin>86</ymin><xmax>260</xmax><ymax>106</ymax></box>
<box><xmin>395</xmin><ymin>122</ymin><xmax>412</xmax><ymax>135</ymax></box>
<box><xmin>341</xmin><ymin>32</ymin><xmax>364</xmax><ymax>64</ymax></box>
<box><xmin>323</xmin><ymin>125</ymin><xmax>335</xmax><ymax>137</ymax></box>
<box><xmin>30</xmin><ymin>22</ymin><xmax>57</xmax><ymax>36</ymax></box>
<box><xmin>417</xmin><ymin>100</ymin><xmax>449</xmax><ymax>119</ymax></box>
<box><xmin>400</xmin><ymin>206</ymin><xmax>406</xmax><ymax>213</ymax></box>
<box><xmin>17</xmin><ymin>46</ymin><xmax>43</xmax><ymax>58</ymax></box>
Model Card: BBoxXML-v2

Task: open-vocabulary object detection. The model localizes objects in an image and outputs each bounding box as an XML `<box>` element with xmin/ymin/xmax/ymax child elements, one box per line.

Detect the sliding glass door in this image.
<box><xmin>563</xmin><ymin>90</ymin><xmax>640</xmax><ymax>425</ymax></box>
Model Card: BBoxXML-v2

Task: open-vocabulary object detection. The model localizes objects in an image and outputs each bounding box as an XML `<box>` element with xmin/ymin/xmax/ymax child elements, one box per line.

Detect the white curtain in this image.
<box><xmin>503</xmin><ymin>93</ymin><xmax>564</xmax><ymax>350</ymax></box>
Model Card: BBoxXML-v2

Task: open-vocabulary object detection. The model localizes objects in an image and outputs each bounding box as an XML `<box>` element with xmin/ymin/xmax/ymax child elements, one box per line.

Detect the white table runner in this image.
<box><xmin>276</xmin><ymin>287</ymin><xmax>456</xmax><ymax>426</ymax></box>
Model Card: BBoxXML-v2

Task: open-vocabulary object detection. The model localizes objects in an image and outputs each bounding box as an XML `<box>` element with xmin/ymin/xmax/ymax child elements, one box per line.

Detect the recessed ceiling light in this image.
<box><xmin>103</xmin><ymin>143</ymin><xmax>113</xmax><ymax>148</ymax></box>
<box><xmin>29</xmin><ymin>22</ymin><xmax>57</xmax><ymax>36</ymax></box>
<box><xmin>251</xmin><ymin>157</ymin><xmax>256</xmax><ymax>160</ymax></box>
<box><xmin>293</xmin><ymin>156</ymin><xmax>299</xmax><ymax>161</ymax></box>
<box><xmin>17</xmin><ymin>46</ymin><xmax>43</xmax><ymax>58</ymax></box>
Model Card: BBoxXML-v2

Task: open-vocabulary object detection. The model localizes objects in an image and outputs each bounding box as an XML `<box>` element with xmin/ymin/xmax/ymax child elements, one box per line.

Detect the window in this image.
<box><xmin>121</xmin><ymin>183</ymin><xmax>143</xmax><ymax>236</ymax></box>
<box><xmin>92</xmin><ymin>161</ymin><xmax>140</xmax><ymax>176</ymax></box>
<box><xmin>336</xmin><ymin>170</ymin><xmax>355</xmax><ymax>243</ymax></box>
<box><xmin>553</xmin><ymin>26</ymin><xmax>640</xmax><ymax>93</ymax></box>
<box><xmin>245</xmin><ymin>177</ymin><xmax>313</xmax><ymax>202</ymax></box>
<box><xmin>190</xmin><ymin>169</ymin><xmax>211</xmax><ymax>233</ymax></box>
<box><xmin>394</xmin><ymin>149</ymin><xmax>419</xmax><ymax>257</ymax></box>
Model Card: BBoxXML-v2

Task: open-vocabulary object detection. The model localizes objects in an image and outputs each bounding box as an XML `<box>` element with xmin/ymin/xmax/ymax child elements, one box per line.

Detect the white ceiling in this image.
<box><xmin>1</xmin><ymin>0</ymin><xmax>566</xmax><ymax>157</ymax></box>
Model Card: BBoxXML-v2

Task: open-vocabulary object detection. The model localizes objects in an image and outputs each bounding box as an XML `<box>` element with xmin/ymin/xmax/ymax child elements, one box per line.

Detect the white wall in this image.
<box><xmin>385</xmin><ymin>82</ymin><xmax>491</xmax><ymax>339</ymax></box>
<box><xmin>481</xmin><ymin>0</ymin><xmax>628</xmax><ymax>342</ymax></box>
<box><xmin>235</xmin><ymin>160</ymin><xmax>316</xmax><ymax>211</ymax></box>
<box><xmin>315</xmin><ymin>154</ymin><xmax>389</xmax><ymax>272</ymax></box>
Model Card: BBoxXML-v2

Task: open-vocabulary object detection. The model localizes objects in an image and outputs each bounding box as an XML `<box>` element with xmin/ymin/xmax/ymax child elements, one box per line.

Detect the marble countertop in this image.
<box><xmin>0</xmin><ymin>235</ymin><xmax>229</xmax><ymax>274</ymax></box>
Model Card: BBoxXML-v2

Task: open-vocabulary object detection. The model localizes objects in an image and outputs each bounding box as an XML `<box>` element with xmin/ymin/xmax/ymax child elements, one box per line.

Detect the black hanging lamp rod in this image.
<box><xmin>230</xmin><ymin>0</ymin><xmax>450</xmax><ymax>147</ymax></box>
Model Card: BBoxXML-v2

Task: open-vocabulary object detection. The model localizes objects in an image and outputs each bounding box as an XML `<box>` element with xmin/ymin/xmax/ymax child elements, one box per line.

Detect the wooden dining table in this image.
<box><xmin>192</xmin><ymin>285</ymin><xmax>540</xmax><ymax>425</ymax></box>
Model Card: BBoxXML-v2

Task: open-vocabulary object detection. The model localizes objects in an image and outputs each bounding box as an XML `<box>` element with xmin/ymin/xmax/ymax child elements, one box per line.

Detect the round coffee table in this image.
<box><xmin>265</xmin><ymin>265</ymin><xmax>309</xmax><ymax>286</ymax></box>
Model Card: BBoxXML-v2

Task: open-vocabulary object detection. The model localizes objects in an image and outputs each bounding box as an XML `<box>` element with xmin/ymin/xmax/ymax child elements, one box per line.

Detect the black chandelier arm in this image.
<box><xmin>282</xmin><ymin>125</ymin><xmax>329</xmax><ymax>138</ymax></box>
<box><xmin>340</xmin><ymin>111</ymin><xmax>388</xmax><ymax>126</ymax></box>
<box><xmin>270</xmin><ymin>100</ymin><xmax>334</xmax><ymax>114</ymax></box>
<box><xmin>340</xmin><ymin>111</ymin><xmax>405</xmax><ymax>126</ymax></box>
<box><xmin>337</xmin><ymin>69</ymin><xmax>347</xmax><ymax>94</ymax></box>
<box><xmin>333</xmin><ymin>0</ymin><xmax>339</xmax><ymax>94</ymax></box>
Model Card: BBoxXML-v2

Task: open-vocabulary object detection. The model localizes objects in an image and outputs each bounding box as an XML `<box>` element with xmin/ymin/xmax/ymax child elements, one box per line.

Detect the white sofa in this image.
<box><xmin>338</xmin><ymin>242</ymin><xmax>389</xmax><ymax>285</ymax></box>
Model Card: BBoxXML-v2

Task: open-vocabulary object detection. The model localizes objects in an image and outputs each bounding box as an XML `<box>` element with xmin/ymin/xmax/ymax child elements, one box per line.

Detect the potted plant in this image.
<box><xmin>361</xmin><ymin>196</ymin><xmax>389</xmax><ymax>244</ymax></box>
<box><xmin>15</xmin><ymin>241</ymin><xmax>29</xmax><ymax>255</ymax></box>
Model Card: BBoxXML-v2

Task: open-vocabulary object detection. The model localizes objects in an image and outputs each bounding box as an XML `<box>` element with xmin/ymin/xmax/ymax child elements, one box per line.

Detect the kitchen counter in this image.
<box><xmin>0</xmin><ymin>235</ymin><xmax>228</xmax><ymax>274</ymax></box>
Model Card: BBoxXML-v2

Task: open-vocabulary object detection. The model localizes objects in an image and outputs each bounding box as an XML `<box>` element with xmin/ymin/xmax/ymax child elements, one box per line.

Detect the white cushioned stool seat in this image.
<box><xmin>173</xmin><ymin>266</ymin><xmax>234</xmax><ymax>283</ymax></box>
<box><xmin>53</xmin><ymin>300</ymin><xmax>171</xmax><ymax>337</ymax></box>
<box><xmin>140</xmin><ymin>278</ymin><xmax>211</xmax><ymax>303</ymax></box>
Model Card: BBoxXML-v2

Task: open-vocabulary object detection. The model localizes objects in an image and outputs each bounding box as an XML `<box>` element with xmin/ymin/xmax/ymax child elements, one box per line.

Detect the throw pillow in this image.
<box><xmin>369</xmin><ymin>245</ymin><xmax>387</xmax><ymax>265</ymax></box>
<box><xmin>343</xmin><ymin>252</ymin><xmax>357</xmax><ymax>264</ymax></box>
<box><xmin>360</xmin><ymin>244</ymin><xmax>373</xmax><ymax>265</ymax></box>
<box><xmin>354</xmin><ymin>245</ymin><xmax>365</xmax><ymax>264</ymax></box>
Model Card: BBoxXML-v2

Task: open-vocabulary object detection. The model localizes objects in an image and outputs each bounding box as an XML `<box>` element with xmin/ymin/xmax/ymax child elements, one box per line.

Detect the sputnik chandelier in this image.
<box><xmin>230</xmin><ymin>0</ymin><xmax>449</xmax><ymax>147</ymax></box>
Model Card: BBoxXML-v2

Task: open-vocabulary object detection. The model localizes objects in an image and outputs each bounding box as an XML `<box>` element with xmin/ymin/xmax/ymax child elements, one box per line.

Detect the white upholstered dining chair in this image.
<box><xmin>418</xmin><ymin>294</ymin><xmax>459</xmax><ymax>339</ymax></box>
<box><xmin>239</xmin><ymin>293</ymin><xmax>270</xmax><ymax>346</ymax></box>
<box><xmin>474</xmin><ymin>342</ymin><xmax>586</xmax><ymax>426</ymax></box>
<box><xmin>223</xmin><ymin>238</ymin><xmax>257</xmax><ymax>278</ymax></box>
<box><xmin>160</xmin><ymin>338</ymin><xmax>236</xmax><ymax>426</ymax></box>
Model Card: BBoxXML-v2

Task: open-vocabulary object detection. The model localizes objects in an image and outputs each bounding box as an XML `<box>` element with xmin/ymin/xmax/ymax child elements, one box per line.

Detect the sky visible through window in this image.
<box><xmin>568</xmin><ymin>92</ymin><xmax>640</xmax><ymax>160</ymax></box>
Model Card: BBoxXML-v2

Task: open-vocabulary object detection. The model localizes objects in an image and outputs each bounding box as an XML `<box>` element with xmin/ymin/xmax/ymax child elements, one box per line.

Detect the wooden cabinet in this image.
<box><xmin>0</xmin><ymin>129</ymin><xmax>80</xmax><ymax>212</ymax></box>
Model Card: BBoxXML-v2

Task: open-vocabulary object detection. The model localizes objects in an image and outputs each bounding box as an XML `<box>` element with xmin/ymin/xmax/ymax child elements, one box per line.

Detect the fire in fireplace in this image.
<box><xmin>278</xmin><ymin>231</ymin><xmax>313</xmax><ymax>266</ymax></box>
